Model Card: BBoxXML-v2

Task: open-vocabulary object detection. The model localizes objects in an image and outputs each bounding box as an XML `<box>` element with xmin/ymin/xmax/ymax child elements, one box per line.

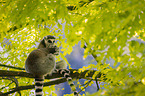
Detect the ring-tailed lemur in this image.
<box><xmin>25</xmin><ymin>35</ymin><xmax>78</xmax><ymax>96</ymax></box>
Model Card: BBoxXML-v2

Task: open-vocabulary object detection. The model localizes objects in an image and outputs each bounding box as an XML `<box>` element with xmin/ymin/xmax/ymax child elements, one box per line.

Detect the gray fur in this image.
<box><xmin>25</xmin><ymin>49</ymin><xmax>56</xmax><ymax>76</ymax></box>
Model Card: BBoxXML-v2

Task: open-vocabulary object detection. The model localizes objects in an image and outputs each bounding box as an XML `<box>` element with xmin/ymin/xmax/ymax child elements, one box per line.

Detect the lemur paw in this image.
<box><xmin>47</xmin><ymin>44</ymin><xmax>59</xmax><ymax>55</ymax></box>
<box><xmin>54</xmin><ymin>46</ymin><xmax>59</xmax><ymax>55</ymax></box>
<box><xmin>48</xmin><ymin>44</ymin><xmax>55</xmax><ymax>48</ymax></box>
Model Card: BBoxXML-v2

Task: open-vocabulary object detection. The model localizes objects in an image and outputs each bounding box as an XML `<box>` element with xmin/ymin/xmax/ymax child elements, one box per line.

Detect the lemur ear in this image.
<box><xmin>43</xmin><ymin>36</ymin><xmax>47</xmax><ymax>39</ymax></box>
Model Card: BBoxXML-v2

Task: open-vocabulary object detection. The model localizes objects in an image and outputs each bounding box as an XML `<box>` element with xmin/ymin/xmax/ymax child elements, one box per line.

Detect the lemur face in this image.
<box><xmin>47</xmin><ymin>39</ymin><xmax>55</xmax><ymax>43</ymax></box>
<box><xmin>43</xmin><ymin>35</ymin><xmax>56</xmax><ymax>47</ymax></box>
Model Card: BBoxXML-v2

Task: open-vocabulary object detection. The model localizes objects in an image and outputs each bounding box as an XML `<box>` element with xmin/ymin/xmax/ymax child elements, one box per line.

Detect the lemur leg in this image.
<box><xmin>56</xmin><ymin>60</ymin><xmax>67</xmax><ymax>69</ymax></box>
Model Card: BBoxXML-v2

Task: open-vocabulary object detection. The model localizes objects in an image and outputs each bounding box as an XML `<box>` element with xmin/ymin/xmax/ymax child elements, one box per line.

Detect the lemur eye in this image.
<box><xmin>48</xmin><ymin>40</ymin><xmax>52</xmax><ymax>43</ymax></box>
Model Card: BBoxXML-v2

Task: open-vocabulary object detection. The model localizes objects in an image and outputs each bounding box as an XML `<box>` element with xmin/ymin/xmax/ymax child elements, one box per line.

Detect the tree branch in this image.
<box><xmin>0</xmin><ymin>69</ymin><xmax>105</xmax><ymax>95</ymax></box>
<box><xmin>0</xmin><ymin>69</ymin><xmax>103</xmax><ymax>80</ymax></box>
<box><xmin>1</xmin><ymin>78</ymin><xmax>67</xmax><ymax>95</ymax></box>
<box><xmin>0</xmin><ymin>69</ymin><xmax>105</xmax><ymax>94</ymax></box>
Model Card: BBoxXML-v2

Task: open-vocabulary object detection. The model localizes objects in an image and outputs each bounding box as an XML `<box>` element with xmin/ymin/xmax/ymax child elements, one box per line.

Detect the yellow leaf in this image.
<box><xmin>116</xmin><ymin>67</ymin><xmax>120</xmax><ymax>71</ymax></box>
<box><xmin>112</xmin><ymin>38</ymin><xmax>117</xmax><ymax>43</ymax></box>
<box><xmin>130</xmin><ymin>58</ymin><xmax>134</xmax><ymax>61</ymax></box>
<box><xmin>141</xmin><ymin>77</ymin><xmax>145</xmax><ymax>85</ymax></box>
<box><xmin>83</xmin><ymin>55</ymin><xmax>87</xmax><ymax>59</ymax></box>
<box><xmin>117</xmin><ymin>57</ymin><xmax>120</xmax><ymax>62</ymax></box>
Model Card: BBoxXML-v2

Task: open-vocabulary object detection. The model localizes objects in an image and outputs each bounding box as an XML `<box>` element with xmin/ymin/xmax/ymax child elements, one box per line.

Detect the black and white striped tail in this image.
<box><xmin>35</xmin><ymin>78</ymin><xmax>44</xmax><ymax>96</ymax></box>
<box><xmin>55</xmin><ymin>69</ymin><xmax>78</xmax><ymax>96</ymax></box>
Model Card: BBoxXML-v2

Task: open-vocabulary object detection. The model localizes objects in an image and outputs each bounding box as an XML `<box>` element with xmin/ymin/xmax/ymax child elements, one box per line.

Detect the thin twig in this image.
<box><xmin>96</xmin><ymin>79</ymin><xmax>100</xmax><ymax>91</ymax></box>
<box><xmin>0</xmin><ymin>64</ymin><xmax>25</xmax><ymax>70</ymax></box>
<box><xmin>82</xmin><ymin>40</ymin><xmax>100</xmax><ymax>92</ymax></box>
<box><xmin>0</xmin><ymin>82</ymin><xmax>13</xmax><ymax>90</ymax></box>
<box><xmin>78</xmin><ymin>79</ymin><xmax>93</xmax><ymax>94</ymax></box>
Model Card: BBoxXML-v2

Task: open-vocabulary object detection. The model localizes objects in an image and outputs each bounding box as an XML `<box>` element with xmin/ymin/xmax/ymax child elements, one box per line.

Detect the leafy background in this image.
<box><xmin>1</xmin><ymin>0</ymin><xmax>145</xmax><ymax>96</ymax></box>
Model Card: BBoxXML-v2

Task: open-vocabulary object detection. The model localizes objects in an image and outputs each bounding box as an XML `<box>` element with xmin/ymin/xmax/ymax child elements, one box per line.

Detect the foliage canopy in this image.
<box><xmin>1</xmin><ymin>0</ymin><xmax>145</xmax><ymax>96</ymax></box>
